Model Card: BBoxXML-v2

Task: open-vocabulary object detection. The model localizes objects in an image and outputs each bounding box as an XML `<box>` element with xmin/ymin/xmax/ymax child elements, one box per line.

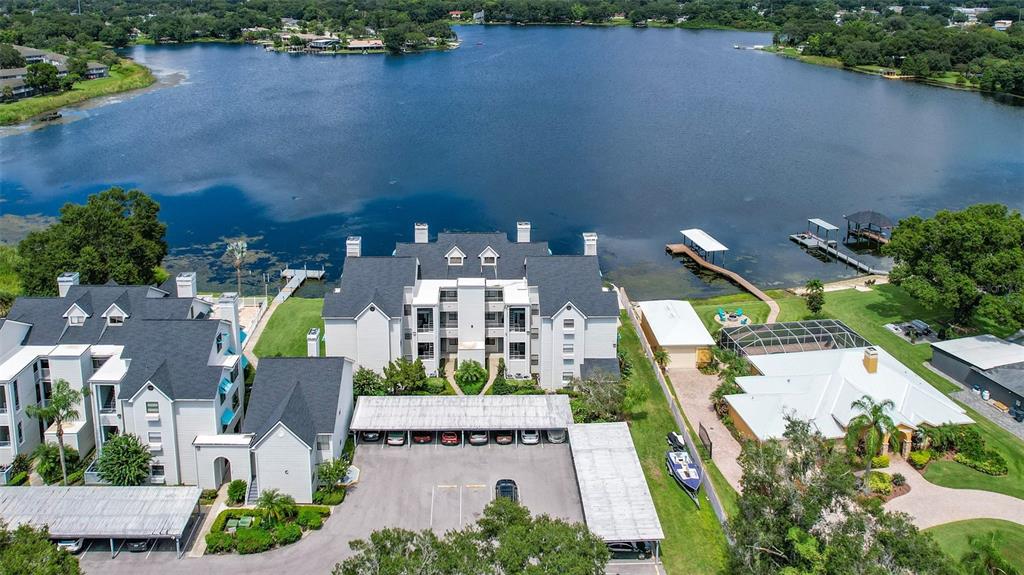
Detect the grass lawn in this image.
<box><xmin>0</xmin><ymin>246</ymin><xmax>21</xmax><ymax>314</ymax></box>
<box><xmin>253</xmin><ymin>298</ymin><xmax>324</xmax><ymax>358</ymax></box>
<box><xmin>926</xmin><ymin>519</ymin><xmax>1024</xmax><ymax>571</ymax></box>
<box><xmin>0</xmin><ymin>61</ymin><xmax>155</xmax><ymax>125</ymax></box>
<box><xmin>619</xmin><ymin>312</ymin><xmax>730</xmax><ymax>574</ymax></box>
<box><xmin>691</xmin><ymin>283</ymin><xmax>1024</xmax><ymax>501</ymax></box>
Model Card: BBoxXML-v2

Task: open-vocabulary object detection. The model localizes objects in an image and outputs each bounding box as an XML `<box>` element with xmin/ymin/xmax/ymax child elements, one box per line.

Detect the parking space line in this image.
<box><xmin>464</xmin><ymin>484</ymin><xmax>486</xmax><ymax>489</ymax></box>
<box><xmin>146</xmin><ymin>539</ymin><xmax>155</xmax><ymax>559</ymax></box>
<box><xmin>429</xmin><ymin>485</ymin><xmax>435</xmax><ymax>528</ymax></box>
<box><xmin>459</xmin><ymin>485</ymin><xmax>463</xmax><ymax>528</ymax></box>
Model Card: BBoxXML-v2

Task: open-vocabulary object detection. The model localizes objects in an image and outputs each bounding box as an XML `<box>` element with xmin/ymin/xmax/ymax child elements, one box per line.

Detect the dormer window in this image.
<box><xmin>445</xmin><ymin>246</ymin><xmax>466</xmax><ymax>266</ymax></box>
<box><xmin>107</xmin><ymin>315</ymin><xmax>124</xmax><ymax>326</ymax></box>
<box><xmin>63</xmin><ymin>302</ymin><xmax>90</xmax><ymax>326</ymax></box>
<box><xmin>479</xmin><ymin>246</ymin><xmax>499</xmax><ymax>266</ymax></box>
<box><xmin>102</xmin><ymin>303</ymin><xmax>128</xmax><ymax>326</ymax></box>
<box><xmin>69</xmin><ymin>315</ymin><xmax>85</xmax><ymax>326</ymax></box>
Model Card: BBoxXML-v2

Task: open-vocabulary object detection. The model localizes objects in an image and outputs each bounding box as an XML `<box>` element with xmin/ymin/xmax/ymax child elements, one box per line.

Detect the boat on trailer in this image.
<box><xmin>666</xmin><ymin>432</ymin><xmax>703</xmax><ymax>505</ymax></box>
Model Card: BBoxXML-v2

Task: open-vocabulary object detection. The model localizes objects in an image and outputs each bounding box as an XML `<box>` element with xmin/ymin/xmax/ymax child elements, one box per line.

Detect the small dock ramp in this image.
<box><xmin>666</xmin><ymin>229</ymin><xmax>779</xmax><ymax>322</ymax></box>
<box><xmin>790</xmin><ymin>218</ymin><xmax>888</xmax><ymax>275</ymax></box>
<box><xmin>276</xmin><ymin>265</ymin><xmax>326</xmax><ymax>304</ymax></box>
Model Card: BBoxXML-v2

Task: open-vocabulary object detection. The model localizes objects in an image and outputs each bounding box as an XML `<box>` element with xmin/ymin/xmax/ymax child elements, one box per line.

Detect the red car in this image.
<box><xmin>440</xmin><ymin>431</ymin><xmax>460</xmax><ymax>446</ymax></box>
<box><xmin>412</xmin><ymin>432</ymin><xmax>433</xmax><ymax>444</ymax></box>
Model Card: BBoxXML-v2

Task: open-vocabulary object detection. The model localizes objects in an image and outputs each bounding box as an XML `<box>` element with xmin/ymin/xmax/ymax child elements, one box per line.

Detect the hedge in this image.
<box><xmin>954</xmin><ymin>450</ymin><xmax>1009</xmax><ymax>476</ymax></box>
<box><xmin>274</xmin><ymin>523</ymin><xmax>302</xmax><ymax>545</ymax></box>
<box><xmin>204</xmin><ymin>531</ymin><xmax>235</xmax><ymax>553</ymax></box>
<box><xmin>235</xmin><ymin>528</ymin><xmax>274</xmax><ymax>554</ymax></box>
<box><xmin>313</xmin><ymin>488</ymin><xmax>345</xmax><ymax>505</ymax></box>
<box><xmin>908</xmin><ymin>450</ymin><xmax>932</xmax><ymax>469</ymax></box>
<box><xmin>870</xmin><ymin>455</ymin><xmax>890</xmax><ymax>469</ymax></box>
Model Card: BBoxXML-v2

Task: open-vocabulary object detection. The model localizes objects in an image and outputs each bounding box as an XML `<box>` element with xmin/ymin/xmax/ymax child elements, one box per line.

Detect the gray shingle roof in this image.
<box><xmin>526</xmin><ymin>256</ymin><xmax>618</xmax><ymax>317</ymax></box>
<box><xmin>115</xmin><ymin>320</ymin><xmax>225</xmax><ymax>401</ymax></box>
<box><xmin>242</xmin><ymin>357</ymin><xmax>349</xmax><ymax>447</ymax></box>
<box><xmin>394</xmin><ymin>232</ymin><xmax>550</xmax><ymax>279</ymax></box>
<box><xmin>322</xmin><ymin>257</ymin><xmax>417</xmax><ymax>319</ymax></box>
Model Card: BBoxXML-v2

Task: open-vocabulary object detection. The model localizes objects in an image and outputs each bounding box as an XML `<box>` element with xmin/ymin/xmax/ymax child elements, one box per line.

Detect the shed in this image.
<box><xmin>931</xmin><ymin>335</ymin><xmax>1024</xmax><ymax>412</ymax></box>
<box><xmin>637</xmin><ymin>300</ymin><xmax>714</xmax><ymax>367</ymax></box>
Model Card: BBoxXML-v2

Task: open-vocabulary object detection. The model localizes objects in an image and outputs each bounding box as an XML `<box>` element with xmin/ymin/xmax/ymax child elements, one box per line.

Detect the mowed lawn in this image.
<box><xmin>926</xmin><ymin>519</ymin><xmax>1024</xmax><ymax>571</ymax></box>
<box><xmin>618</xmin><ymin>313</ymin><xmax>730</xmax><ymax>574</ymax></box>
<box><xmin>692</xmin><ymin>283</ymin><xmax>1024</xmax><ymax>501</ymax></box>
<box><xmin>253</xmin><ymin>298</ymin><xmax>324</xmax><ymax>357</ymax></box>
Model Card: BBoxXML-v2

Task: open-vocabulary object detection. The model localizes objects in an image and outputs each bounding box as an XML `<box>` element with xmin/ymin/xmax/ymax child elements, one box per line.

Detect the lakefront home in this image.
<box><xmin>0</xmin><ymin>45</ymin><xmax>108</xmax><ymax>100</ymax></box>
<box><xmin>322</xmin><ymin>223</ymin><xmax>621</xmax><ymax>389</ymax></box>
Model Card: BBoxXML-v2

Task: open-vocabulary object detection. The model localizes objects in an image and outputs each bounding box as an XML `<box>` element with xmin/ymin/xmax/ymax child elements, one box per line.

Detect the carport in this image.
<box><xmin>568</xmin><ymin>422</ymin><xmax>665</xmax><ymax>560</ymax></box>
<box><xmin>0</xmin><ymin>485</ymin><xmax>201</xmax><ymax>558</ymax></box>
<box><xmin>349</xmin><ymin>395</ymin><xmax>574</xmax><ymax>446</ymax></box>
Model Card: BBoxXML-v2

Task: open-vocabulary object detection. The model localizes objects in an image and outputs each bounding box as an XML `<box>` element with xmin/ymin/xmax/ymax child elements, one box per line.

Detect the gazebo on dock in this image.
<box><xmin>844</xmin><ymin>211</ymin><xmax>894</xmax><ymax>246</ymax></box>
<box><xmin>679</xmin><ymin>229</ymin><xmax>729</xmax><ymax>266</ymax></box>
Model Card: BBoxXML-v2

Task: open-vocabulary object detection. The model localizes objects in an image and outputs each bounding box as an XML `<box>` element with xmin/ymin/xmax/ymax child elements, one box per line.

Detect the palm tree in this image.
<box><xmin>256</xmin><ymin>488</ymin><xmax>297</xmax><ymax>525</ymax></box>
<box><xmin>845</xmin><ymin>394</ymin><xmax>897</xmax><ymax>494</ymax></box>
<box><xmin>960</xmin><ymin>533</ymin><xmax>1019</xmax><ymax>575</ymax></box>
<box><xmin>26</xmin><ymin>379</ymin><xmax>89</xmax><ymax>485</ymax></box>
<box><xmin>225</xmin><ymin>239</ymin><xmax>247</xmax><ymax>296</ymax></box>
<box><xmin>653</xmin><ymin>348</ymin><xmax>670</xmax><ymax>372</ymax></box>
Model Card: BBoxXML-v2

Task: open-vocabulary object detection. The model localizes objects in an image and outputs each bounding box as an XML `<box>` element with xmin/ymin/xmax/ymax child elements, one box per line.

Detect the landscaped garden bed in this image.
<box><xmin>204</xmin><ymin>490</ymin><xmax>331</xmax><ymax>555</ymax></box>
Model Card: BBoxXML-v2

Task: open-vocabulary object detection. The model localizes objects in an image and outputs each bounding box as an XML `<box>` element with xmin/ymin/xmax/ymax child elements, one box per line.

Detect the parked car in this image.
<box><xmin>412</xmin><ymin>431</ymin><xmax>433</xmax><ymax>444</ymax></box>
<box><xmin>125</xmin><ymin>539</ymin><xmax>150</xmax><ymax>553</ymax></box>
<box><xmin>440</xmin><ymin>431</ymin><xmax>461</xmax><ymax>446</ymax></box>
<box><xmin>468</xmin><ymin>431</ymin><xmax>488</xmax><ymax>445</ymax></box>
<box><xmin>546</xmin><ymin>429</ymin><xmax>567</xmax><ymax>444</ymax></box>
<box><xmin>386</xmin><ymin>431</ymin><xmax>406</xmax><ymax>446</ymax></box>
<box><xmin>520</xmin><ymin>430</ymin><xmax>540</xmax><ymax>445</ymax></box>
<box><xmin>494</xmin><ymin>431</ymin><xmax>514</xmax><ymax>445</ymax></box>
<box><xmin>607</xmin><ymin>541</ymin><xmax>651</xmax><ymax>560</ymax></box>
<box><xmin>361</xmin><ymin>431</ymin><xmax>381</xmax><ymax>442</ymax></box>
<box><xmin>55</xmin><ymin>538</ymin><xmax>84</xmax><ymax>554</ymax></box>
<box><xmin>495</xmin><ymin>479</ymin><xmax>519</xmax><ymax>502</ymax></box>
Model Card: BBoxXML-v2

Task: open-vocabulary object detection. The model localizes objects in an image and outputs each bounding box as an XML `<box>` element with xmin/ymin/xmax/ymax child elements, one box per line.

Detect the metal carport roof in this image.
<box><xmin>568</xmin><ymin>422</ymin><xmax>664</xmax><ymax>543</ymax></box>
<box><xmin>0</xmin><ymin>486</ymin><xmax>200</xmax><ymax>540</ymax></box>
<box><xmin>349</xmin><ymin>395</ymin><xmax>574</xmax><ymax>431</ymax></box>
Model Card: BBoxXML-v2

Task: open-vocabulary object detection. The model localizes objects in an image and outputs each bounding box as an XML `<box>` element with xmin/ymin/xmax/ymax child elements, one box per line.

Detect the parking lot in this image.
<box><xmin>344</xmin><ymin>440</ymin><xmax>585</xmax><ymax>533</ymax></box>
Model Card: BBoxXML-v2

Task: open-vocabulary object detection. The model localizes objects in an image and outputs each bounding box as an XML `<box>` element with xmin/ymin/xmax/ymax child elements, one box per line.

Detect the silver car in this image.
<box><xmin>55</xmin><ymin>538</ymin><xmax>84</xmax><ymax>554</ymax></box>
<box><xmin>520</xmin><ymin>430</ymin><xmax>540</xmax><ymax>445</ymax></box>
<box><xmin>546</xmin><ymin>429</ymin><xmax>567</xmax><ymax>444</ymax></box>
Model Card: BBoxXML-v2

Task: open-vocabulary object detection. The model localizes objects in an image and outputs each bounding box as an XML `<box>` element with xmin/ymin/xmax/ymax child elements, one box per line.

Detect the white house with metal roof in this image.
<box><xmin>323</xmin><ymin>223</ymin><xmax>620</xmax><ymax>389</ymax></box>
<box><xmin>725</xmin><ymin>346</ymin><xmax>972</xmax><ymax>450</ymax></box>
<box><xmin>636</xmin><ymin>300</ymin><xmax>715</xmax><ymax>367</ymax></box>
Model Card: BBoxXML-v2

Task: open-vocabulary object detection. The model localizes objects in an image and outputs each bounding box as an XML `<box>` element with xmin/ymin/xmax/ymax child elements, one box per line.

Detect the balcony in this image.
<box><xmin>416</xmin><ymin>324</ymin><xmax>435</xmax><ymax>333</ymax></box>
<box><xmin>84</xmin><ymin>460</ymin><xmax>109</xmax><ymax>485</ymax></box>
<box><xmin>485</xmin><ymin>321</ymin><xmax>505</xmax><ymax>329</ymax></box>
<box><xmin>220</xmin><ymin>408</ymin><xmax>235</xmax><ymax>426</ymax></box>
<box><xmin>508</xmin><ymin>324</ymin><xmax>526</xmax><ymax>333</ymax></box>
<box><xmin>219</xmin><ymin>377</ymin><xmax>233</xmax><ymax>395</ymax></box>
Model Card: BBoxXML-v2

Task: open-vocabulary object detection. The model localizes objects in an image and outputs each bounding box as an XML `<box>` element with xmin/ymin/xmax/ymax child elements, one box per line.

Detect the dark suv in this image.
<box><xmin>495</xmin><ymin>479</ymin><xmax>519</xmax><ymax>502</ymax></box>
<box><xmin>607</xmin><ymin>541</ymin><xmax>652</xmax><ymax>560</ymax></box>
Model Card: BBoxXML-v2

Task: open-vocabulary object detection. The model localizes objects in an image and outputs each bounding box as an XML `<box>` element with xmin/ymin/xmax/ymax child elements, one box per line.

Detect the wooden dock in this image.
<box><xmin>789</xmin><ymin>233</ymin><xmax>888</xmax><ymax>275</ymax></box>
<box><xmin>275</xmin><ymin>266</ymin><xmax>326</xmax><ymax>304</ymax></box>
<box><xmin>846</xmin><ymin>228</ymin><xmax>889</xmax><ymax>245</ymax></box>
<box><xmin>666</xmin><ymin>243</ymin><xmax>780</xmax><ymax>322</ymax></box>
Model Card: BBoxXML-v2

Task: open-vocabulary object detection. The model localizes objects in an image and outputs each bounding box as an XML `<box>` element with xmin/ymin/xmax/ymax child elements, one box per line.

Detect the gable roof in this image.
<box><xmin>526</xmin><ymin>256</ymin><xmax>618</xmax><ymax>317</ymax></box>
<box><xmin>726</xmin><ymin>347</ymin><xmax>972</xmax><ymax>441</ymax></box>
<box><xmin>394</xmin><ymin>232</ymin><xmax>549</xmax><ymax>279</ymax></box>
<box><xmin>242</xmin><ymin>357</ymin><xmax>350</xmax><ymax>447</ymax></box>
<box><xmin>115</xmin><ymin>320</ymin><xmax>225</xmax><ymax>401</ymax></box>
<box><xmin>323</xmin><ymin>257</ymin><xmax>417</xmax><ymax>319</ymax></box>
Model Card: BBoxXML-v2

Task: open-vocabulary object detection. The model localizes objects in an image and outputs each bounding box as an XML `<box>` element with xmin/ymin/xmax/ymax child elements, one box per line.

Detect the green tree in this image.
<box><xmin>256</xmin><ymin>489</ymin><xmax>297</xmax><ymax>525</ymax></box>
<box><xmin>67</xmin><ymin>57</ymin><xmax>88</xmax><ymax>80</ymax></box>
<box><xmin>804</xmin><ymin>278</ymin><xmax>825</xmax><ymax>315</ymax></box>
<box><xmin>26</xmin><ymin>379</ymin><xmax>88</xmax><ymax>485</ymax></box>
<box><xmin>25</xmin><ymin>62</ymin><xmax>60</xmax><ymax>94</ymax></box>
<box><xmin>1</xmin><ymin>85</ymin><xmax>13</xmax><ymax>102</ymax></box>
<box><xmin>33</xmin><ymin>442</ymin><xmax>80</xmax><ymax>485</ymax></box>
<box><xmin>569</xmin><ymin>374</ymin><xmax>626</xmax><ymax>422</ymax></box>
<box><xmin>570</xmin><ymin>3</ymin><xmax>588</xmax><ymax>21</ymax></box>
<box><xmin>845</xmin><ymin>395</ymin><xmax>897</xmax><ymax>494</ymax></box>
<box><xmin>224</xmin><ymin>239</ymin><xmax>247</xmax><ymax>296</ymax></box>
<box><xmin>0</xmin><ymin>44</ymin><xmax>25</xmax><ymax>68</ymax></box>
<box><xmin>17</xmin><ymin>188</ymin><xmax>168</xmax><ymax>296</ymax></box>
<box><xmin>0</xmin><ymin>520</ymin><xmax>82</xmax><ymax>575</ymax></box>
<box><xmin>382</xmin><ymin>357</ymin><xmax>428</xmax><ymax>395</ymax></box>
<box><xmin>653</xmin><ymin>347</ymin><xmax>670</xmax><ymax>371</ymax></box>
<box><xmin>883</xmin><ymin>204</ymin><xmax>1024</xmax><ymax>327</ymax></box>
<box><xmin>96</xmin><ymin>433</ymin><xmax>152</xmax><ymax>485</ymax></box>
<box><xmin>454</xmin><ymin>359</ymin><xmax>487</xmax><ymax>394</ymax></box>
<box><xmin>317</xmin><ymin>456</ymin><xmax>351</xmax><ymax>490</ymax></box>
<box><xmin>353</xmin><ymin>367</ymin><xmax>387</xmax><ymax>396</ymax></box>
<box><xmin>901</xmin><ymin>53</ymin><xmax>931</xmax><ymax>77</ymax></box>
<box><xmin>960</xmin><ymin>532</ymin><xmax>1020</xmax><ymax>575</ymax></box>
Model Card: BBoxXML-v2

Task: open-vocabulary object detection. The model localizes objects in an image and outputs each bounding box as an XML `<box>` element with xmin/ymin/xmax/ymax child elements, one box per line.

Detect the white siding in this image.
<box><xmin>194</xmin><ymin>444</ymin><xmax>251</xmax><ymax>489</ymax></box>
<box><xmin>330</xmin><ymin>360</ymin><xmax>355</xmax><ymax>456</ymax></box>
<box><xmin>356</xmin><ymin>309</ymin><xmax>392</xmax><ymax>372</ymax></box>
<box><xmin>324</xmin><ymin>319</ymin><xmax>358</xmax><ymax>361</ymax></box>
<box><xmin>583</xmin><ymin>317</ymin><xmax>618</xmax><ymax>360</ymax></box>
<box><xmin>47</xmin><ymin>353</ymin><xmax>95</xmax><ymax>455</ymax></box>
<box><xmin>173</xmin><ymin>401</ymin><xmax>217</xmax><ymax>485</ymax></box>
<box><xmin>122</xmin><ymin>388</ymin><xmax>178</xmax><ymax>484</ymax></box>
<box><xmin>254</xmin><ymin>423</ymin><xmax>315</xmax><ymax>503</ymax></box>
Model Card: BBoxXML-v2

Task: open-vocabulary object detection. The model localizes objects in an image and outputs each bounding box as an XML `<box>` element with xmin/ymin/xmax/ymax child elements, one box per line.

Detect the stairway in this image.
<box><xmin>246</xmin><ymin>476</ymin><xmax>259</xmax><ymax>504</ymax></box>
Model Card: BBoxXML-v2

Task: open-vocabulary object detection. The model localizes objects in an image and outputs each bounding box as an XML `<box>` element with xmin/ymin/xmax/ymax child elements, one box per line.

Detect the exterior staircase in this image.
<box><xmin>246</xmin><ymin>476</ymin><xmax>259</xmax><ymax>504</ymax></box>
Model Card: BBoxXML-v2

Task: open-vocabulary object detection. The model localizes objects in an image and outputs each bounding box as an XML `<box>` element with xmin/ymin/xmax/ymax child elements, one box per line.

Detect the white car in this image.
<box><xmin>55</xmin><ymin>538</ymin><xmax>85</xmax><ymax>554</ymax></box>
<box><xmin>545</xmin><ymin>429</ymin><xmax>567</xmax><ymax>444</ymax></box>
<box><xmin>520</xmin><ymin>430</ymin><xmax>540</xmax><ymax>445</ymax></box>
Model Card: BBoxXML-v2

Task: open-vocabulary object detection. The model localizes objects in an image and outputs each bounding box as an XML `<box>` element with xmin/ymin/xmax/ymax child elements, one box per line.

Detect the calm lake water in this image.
<box><xmin>2</xmin><ymin>26</ymin><xmax>1023</xmax><ymax>299</ymax></box>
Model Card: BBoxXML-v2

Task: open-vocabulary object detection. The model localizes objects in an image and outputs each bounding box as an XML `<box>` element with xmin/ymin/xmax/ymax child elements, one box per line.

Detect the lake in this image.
<box><xmin>2</xmin><ymin>26</ymin><xmax>1023</xmax><ymax>299</ymax></box>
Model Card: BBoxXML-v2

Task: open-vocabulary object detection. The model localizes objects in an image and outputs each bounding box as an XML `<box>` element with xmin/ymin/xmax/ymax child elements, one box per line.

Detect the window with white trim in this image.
<box><xmin>563</xmin><ymin>318</ymin><xmax>575</xmax><ymax>330</ymax></box>
<box><xmin>150</xmin><ymin>464</ymin><xmax>165</xmax><ymax>478</ymax></box>
<box><xmin>148</xmin><ymin>432</ymin><xmax>162</xmax><ymax>443</ymax></box>
<box><xmin>145</xmin><ymin>401</ymin><xmax>159</xmax><ymax>414</ymax></box>
<box><xmin>509</xmin><ymin>342</ymin><xmax>526</xmax><ymax>360</ymax></box>
<box><xmin>561</xmin><ymin>371</ymin><xmax>574</xmax><ymax>384</ymax></box>
<box><xmin>562</xmin><ymin>343</ymin><xmax>574</xmax><ymax>354</ymax></box>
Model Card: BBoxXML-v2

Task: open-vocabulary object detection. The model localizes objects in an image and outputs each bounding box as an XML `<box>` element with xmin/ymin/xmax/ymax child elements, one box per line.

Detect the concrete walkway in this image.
<box><xmin>189</xmin><ymin>485</ymin><xmax>229</xmax><ymax>557</ymax></box>
<box><xmin>666</xmin><ymin>367</ymin><xmax>744</xmax><ymax>492</ymax></box>
<box><xmin>883</xmin><ymin>458</ymin><xmax>1024</xmax><ymax>529</ymax></box>
<box><xmin>480</xmin><ymin>355</ymin><xmax>504</xmax><ymax>395</ymax></box>
<box><xmin>443</xmin><ymin>360</ymin><xmax>464</xmax><ymax>395</ymax></box>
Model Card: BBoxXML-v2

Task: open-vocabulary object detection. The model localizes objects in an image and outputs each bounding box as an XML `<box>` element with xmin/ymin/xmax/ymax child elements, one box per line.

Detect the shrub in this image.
<box><xmin>492</xmin><ymin>377</ymin><xmax>544</xmax><ymax>396</ymax></box>
<box><xmin>7</xmin><ymin>471</ymin><xmax>28</xmax><ymax>486</ymax></box>
<box><xmin>235</xmin><ymin>528</ymin><xmax>274</xmax><ymax>554</ymax></box>
<box><xmin>200</xmin><ymin>488</ymin><xmax>219</xmax><ymax>505</ymax></box>
<box><xmin>11</xmin><ymin>454</ymin><xmax>32</xmax><ymax>475</ymax></box>
<box><xmin>892</xmin><ymin>473</ymin><xmax>906</xmax><ymax>486</ymax></box>
<box><xmin>296</xmin><ymin>507</ymin><xmax>328</xmax><ymax>530</ymax></box>
<box><xmin>867</xmin><ymin>471</ymin><xmax>893</xmax><ymax>496</ymax></box>
<box><xmin>64</xmin><ymin>468</ymin><xmax>85</xmax><ymax>485</ymax></box>
<box><xmin>312</xmin><ymin>488</ymin><xmax>345</xmax><ymax>505</ymax></box>
<box><xmin>871</xmin><ymin>454</ymin><xmax>890</xmax><ymax>469</ymax></box>
<box><xmin>34</xmin><ymin>442</ymin><xmax>80</xmax><ymax>484</ymax></box>
<box><xmin>954</xmin><ymin>450</ymin><xmax>1009</xmax><ymax>476</ymax></box>
<box><xmin>454</xmin><ymin>360</ymin><xmax>488</xmax><ymax>395</ymax></box>
<box><xmin>204</xmin><ymin>531</ymin><xmax>235</xmax><ymax>553</ymax></box>
<box><xmin>424</xmin><ymin>378</ymin><xmax>449</xmax><ymax>395</ymax></box>
<box><xmin>273</xmin><ymin>523</ymin><xmax>302</xmax><ymax>545</ymax></box>
<box><xmin>227</xmin><ymin>479</ymin><xmax>248</xmax><ymax>504</ymax></box>
<box><xmin>95</xmin><ymin>433</ymin><xmax>152</xmax><ymax>485</ymax></box>
<box><xmin>908</xmin><ymin>450</ymin><xmax>932</xmax><ymax>469</ymax></box>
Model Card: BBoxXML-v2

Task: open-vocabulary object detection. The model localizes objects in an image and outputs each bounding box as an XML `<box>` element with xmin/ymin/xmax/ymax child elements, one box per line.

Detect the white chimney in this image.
<box><xmin>176</xmin><ymin>272</ymin><xmax>197</xmax><ymax>298</ymax></box>
<box><xmin>218</xmin><ymin>292</ymin><xmax>241</xmax><ymax>354</ymax></box>
<box><xmin>57</xmin><ymin>272</ymin><xmax>80</xmax><ymax>297</ymax></box>
<box><xmin>346</xmin><ymin>236</ymin><xmax>362</xmax><ymax>258</ymax></box>
<box><xmin>517</xmin><ymin>222</ymin><xmax>531</xmax><ymax>243</ymax></box>
<box><xmin>583</xmin><ymin>233</ymin><xmax>598</xmax><ymax>256</ymax></box>
<box><xmin>414</xmin><ymin>223</ymin><xmax>429</xmax><ymax>244</ymax></box>
<box><xmin>307</xmin><ymin>328</ymin><xmax>321</xmax><ymax>357</ymax></box>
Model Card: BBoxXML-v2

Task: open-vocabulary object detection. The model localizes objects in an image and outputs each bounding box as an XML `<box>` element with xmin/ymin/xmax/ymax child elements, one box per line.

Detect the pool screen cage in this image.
<box><xmin>718</xmin><ymin>319</ymin><xmax>871</xmax><ymax>356</ymax></box>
